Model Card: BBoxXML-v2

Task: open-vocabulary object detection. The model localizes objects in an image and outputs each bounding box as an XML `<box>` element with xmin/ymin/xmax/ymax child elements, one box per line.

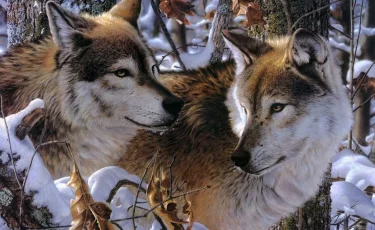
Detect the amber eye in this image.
<box><xmin>114</xmin><ymin>69</ymin><xmax>131</xmax><ymax>78</ymax></box>
<box><xmin>270</xmin><ymin>103</ymin><xmax>286</xmax><ymax>113</ymax></box>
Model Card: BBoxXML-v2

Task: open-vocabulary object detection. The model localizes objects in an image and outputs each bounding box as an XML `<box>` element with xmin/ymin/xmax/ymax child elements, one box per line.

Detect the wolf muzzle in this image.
<box><xmin>162</xmin><ymin>96</ymin><xmax>184</xmax><ymax>118</ymax></box>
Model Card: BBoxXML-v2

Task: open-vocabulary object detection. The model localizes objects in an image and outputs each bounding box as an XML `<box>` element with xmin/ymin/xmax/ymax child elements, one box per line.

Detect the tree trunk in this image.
<box><xmin>261</xmin><ymin>1</ymin><xmax>331</xmax><ymax>229</ymax></box>
<box><xmin>7</xmin><ymin>0</ymin><xmax>50</xmax><ymax>46</ymax></box>
<box><xmin>7</xmin><ymin>0</ymin><xmax>117</xmax><ymax>47</ymax></box>
<box><xmin>209</xmin><ymin>0</ymin><xmax>232</xmax><ymax>64</ymax></box>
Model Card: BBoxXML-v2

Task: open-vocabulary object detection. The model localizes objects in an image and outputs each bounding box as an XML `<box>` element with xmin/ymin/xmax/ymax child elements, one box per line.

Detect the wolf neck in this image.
<box><xmin>3</xmin><ymin>39</ymin><xmax>139</xmax><ymax>178</ymax></box>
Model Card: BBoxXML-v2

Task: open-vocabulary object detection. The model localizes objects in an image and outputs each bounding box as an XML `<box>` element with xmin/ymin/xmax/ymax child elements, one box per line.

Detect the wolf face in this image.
<box><xmin>223</xmin><ymin>28</ymin><xmax>351</xmax><ymax>176</ymax></box>
<box><xmin>46</xmin><ymin>1</ymin><xmax>183</xmax><ymax>130</ymax></box>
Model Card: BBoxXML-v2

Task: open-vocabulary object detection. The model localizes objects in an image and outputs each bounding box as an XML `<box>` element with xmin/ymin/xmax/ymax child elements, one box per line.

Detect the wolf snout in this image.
<box><xmin>231</xmin><ymin>149</ymin><xmax>250</xmax><ymax>168</ymax></box>
<box><xmin>162</xmin><ymin>96</ymin><xmax>184</xmax><ymax>118</ymax></box>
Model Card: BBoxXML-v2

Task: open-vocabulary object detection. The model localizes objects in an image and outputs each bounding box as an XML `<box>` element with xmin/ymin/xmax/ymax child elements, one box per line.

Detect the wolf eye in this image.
<box><xmin>114</xmin><ymin>69</ymin><xmax>131</xmax><ymax>78</ymax></box>
<box><xmin>270</xmin><ymin>103</ymin><xmax>286</xmax><ymax>113</ymax></box>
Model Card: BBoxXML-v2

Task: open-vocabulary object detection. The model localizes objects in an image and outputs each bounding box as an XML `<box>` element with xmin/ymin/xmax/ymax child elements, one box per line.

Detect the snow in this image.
<box><xmin>0</xmin><ymin>99</ymin><xmax>71</xmax><ymax>224</ymax></box>
<box><xmin>331</xmin><ymin>181</ymin><xmax>375</xmax><ymax>224</ymax></box>
<box><xmin>88</xmin><ymin>166</ymin><xmax>147</xmax><ymax>202</ymax></box>
<box><xmin>346</xmin><ymin>60</ymin><xmax>375</xmax><ymax>81</ymax></box>
<box><xmin>0</xmin><ymin>218</ymin><xmax>7</xmax><ymax>230</ymax></box>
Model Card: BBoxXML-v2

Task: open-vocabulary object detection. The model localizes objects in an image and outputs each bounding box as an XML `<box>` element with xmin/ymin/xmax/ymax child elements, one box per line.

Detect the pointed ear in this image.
<box><xmin>46</xmin><ymin>1</ymin><xmax>92</xmax><ymax>49</ymax></box>
<box><xmin>286</xmin><ymin>28</ymin><xmax>328</xmax><ymax>73</ymax></box>
<box><xmin>108</xmin><ymin>0</ymin><xmax>141</xmax><ymax>28</ymax></box>
<box><xmin>222</xmin><ymin>27</ymin><xmax>273</xmax><ymax>75</ymax></box>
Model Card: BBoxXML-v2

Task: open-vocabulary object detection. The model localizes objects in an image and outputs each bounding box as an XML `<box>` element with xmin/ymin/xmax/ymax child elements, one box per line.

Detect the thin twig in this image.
<box><xmin>348</xmin><ymin>0</ymin><xmax>355</xmax><ymax>150</ymax></box>
<box><xmin>150</xmin><ymin>0</ymin><xmax>186</xmax><ymax>71</ymax></box>
<box><xmin>22</xmin><ymin>141</ymin><xmax>70</xmax><ymax>190</ymax></box>
<box><xmin>132</xmin><ymin>152</ymin><xmax>158</xmax><ymax>229</ymax></box>
<box><xmin>351</xmin><ymin>60</ymin><xmax>375</xmax><ymax>99</ymax></box>
<box><xmin>0</xmin><ymin>93</ymin><xmax>23</xmax><ymax>225</ymax></box>
<box><xmin>106</xmin><ymin>179</ymin><xmax>146</xmax><ymax>203</ymax></box>
<box><xmin>168</xmin><ymin>156</ymin><xmax>176</xmax><ymax>199</ymax></box>
<box><xmin>328</xmin><ymin>24</ymin><xmax>352</xmax><ymax>40</ymax></box>
<box><xmin>113</xmin><ymin>185</ymin><xmax>210</xmax><ymax>223</ymax></box>
<box><xmin>291</xmin><ymin>0</ymin><xmax>344</xmax><ymax>31</ymax></box>
<box><xmin>280</xmin><ymin>0</ymin><xmax>292</xmax><ymax>34</ymax></box>
<box><xmin>348</xmin><ymin>218</ymin><xmax>363</xmax><ymax>229</ymax></box>
<box><xmin>353</xmin><ymin>94</ymin><xmax>375</xmax><ymax>112</ymax></box>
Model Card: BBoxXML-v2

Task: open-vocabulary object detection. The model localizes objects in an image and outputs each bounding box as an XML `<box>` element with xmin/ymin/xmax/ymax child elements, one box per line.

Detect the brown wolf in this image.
<box><xmin>118</xmin><ymin>28</ymin><xmax>352</xmax><ymax>229</ymax></box>
<box><xmin>0</xmin><ymin>0</ymin><xmax>183</xmax><ymax>178</ymax></box>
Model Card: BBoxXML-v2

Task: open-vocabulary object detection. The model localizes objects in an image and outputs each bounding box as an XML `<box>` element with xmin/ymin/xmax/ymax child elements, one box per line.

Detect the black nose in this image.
<box><xmin>162</xmin><ymin>96</ymin><xmax>184</xmax><ymax>117</ymax></box>
<box><xmin>231</xmin><ymin>149</ymin><xmax>250</xmax><ymax>167</ymax></box>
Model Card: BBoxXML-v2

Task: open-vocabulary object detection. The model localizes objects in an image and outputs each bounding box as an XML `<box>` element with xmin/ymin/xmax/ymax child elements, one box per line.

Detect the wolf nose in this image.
<box><xmin>162</xmin><ymin>96</ymin><xmax>184</xmax><ymax>117</ymax></box>
<box><xmin>231</xmin><ymin>149</ymin><xmax>250</xmax><ymax>167</ymax></box>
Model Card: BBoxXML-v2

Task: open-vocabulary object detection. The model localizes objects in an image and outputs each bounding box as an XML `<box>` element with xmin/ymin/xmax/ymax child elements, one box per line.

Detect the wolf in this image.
<box><xmin>118</xmin><ymin>28</ymin><xmax>352</xmax><ymax>229</ymax></box>
<box><xmin>0</xmin><ymin>0</ymin><xmax>183</xmax><ymax>178</ymax></box>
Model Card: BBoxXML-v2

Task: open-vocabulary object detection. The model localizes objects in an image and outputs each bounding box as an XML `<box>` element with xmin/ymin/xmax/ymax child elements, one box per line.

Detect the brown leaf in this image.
<box><xmin>233</xmin><ymin>0</ymin><xmax>254</xmax><ymax>15</ymax></box>
<box><xmin>146</xmin><ymin>169</ymin><xmax>187</xmax><ymax>229</ymax></box>
<box><xmin>245</xmin><ymin>2</ymin><xmax>267</xmax><ymax>29</ymax></box>
<box><xmin>90</xmin><ymin>202</ymin><xmax>115</xmax><ymax>230</ymax></box>
<box><xmin>68</xmin><ymin>159</ymin><xmax>115</xmax><ymax>230</ymax></box>
<box><xmin>159</xmin><ymin>0</ymin><xmax>194</xmax><ymax>25</ymax></box>
<box><xmin>352</xmin><ymin>73</ymin><xmax>375</xmax><ymax>94</ymax></box>
<box><xmin>182</xmin><ymin>197</ymin><xmax>193</xmax><ymax>230</ymax></box>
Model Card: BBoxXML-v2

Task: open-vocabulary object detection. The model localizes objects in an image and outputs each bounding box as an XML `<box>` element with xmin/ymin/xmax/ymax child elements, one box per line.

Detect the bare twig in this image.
<box><xmin>106</xmin><ymin>179</ymin><xmax>146</xmax><ymax>203</ymax></box>
<box><xmin>168</xmin><ymin>156</ymin><xmax>176</xmax><ymax>199</ymax></box>
<box><xmin>353</xmin><ymin>94</ymin><xmax>375</xmax><ymax>112</ymax></box>
<box><xmin>348</xmin><ymin>0</ymin><xmax>355</xmax><ymax>150</ymax></box>
<box><xmin>150</xmin><ymin>0</ymin><xmax>186</xmax><ymax>71</ymax></box>
<box><xmin>132</xmin><ymin>152</ymin><xmax>158</xmax><ymax>229</ymax></box>
<box><xmin>280</xmin><ymin>0</ymin><xmax>292</xmax><ymax>34</ymax></box>
<box><xmin>0</xmin><ymin>93</ymin><xmax>23</xmax><ymax>224</ymax></box>
<box><xmin>112</xmin><ymin>185</ymin><xmax>210</xmax><ymax>223</ymax></box>
<box><xmin>291</xmin><ymin>0</ymin><xmax>344</xmax><ymax>31</ymax></box>
<box><xmin>348</xmin><ymin>218</ymin><xmax>363</xmax><ymax>229</ymax></box>
<box><xmin>351</xmin><ymin>60</ymin><xmax>375</xmax><ymax>99</ymax></box>
<box><xmin>328</xmin><ymin>24</ymin><xmax>352</xmax><ymax>40</ymax></box>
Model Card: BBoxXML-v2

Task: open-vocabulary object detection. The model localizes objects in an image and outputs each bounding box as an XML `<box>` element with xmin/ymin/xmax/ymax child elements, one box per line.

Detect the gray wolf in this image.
<box><xmin>118</xmin><ymin>27</ymin><xmax>352</xmax><ymax>229</ymax></box>
<box><xmin>0</xmin><ymin>0</ymin><xmax>183</xmax><ymax>178</ymax></box>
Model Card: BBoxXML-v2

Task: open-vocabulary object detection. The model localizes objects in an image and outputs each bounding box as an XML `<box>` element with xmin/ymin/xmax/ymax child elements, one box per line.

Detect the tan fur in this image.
<box><xmin>118</xmin><ymin>29</ymin><xmax>352</xmax><ymax>229</ymax></box>
<box><xmin>118</xmin><ymin>62</ymin><xmax>239</xmax><ymax>228</ymax></box>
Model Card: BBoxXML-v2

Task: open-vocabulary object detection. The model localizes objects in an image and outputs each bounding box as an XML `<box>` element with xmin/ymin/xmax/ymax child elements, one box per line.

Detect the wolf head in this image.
<box><xmin>46</xmin><ymin>0</ymin><xmax>183</xmax><ymax>130</ymax></box>
<box><xmin>223</xmin><ymin>28</ymin><xmax>352</xmax><ymax>176</ymax></box>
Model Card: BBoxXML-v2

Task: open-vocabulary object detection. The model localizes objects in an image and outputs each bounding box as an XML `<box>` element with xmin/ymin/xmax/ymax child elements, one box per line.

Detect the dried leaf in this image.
<box><xmin>352</xmin><ymin>73</ymin><xmax>375</xmax><ymax>94</ymax></box>
<box><xmin>182</xmin><ymin>197</ymin><xmax>193</xmax><ymax>230</ymax></box>
<box><xmin>146</xmin><ymin>169</ymin><xmax>187</xmax><ymax>229</ymax></box>
<box><xmin>159</xmin><ymin>0</ymin><xmax>194</xmax><ymax>25</ymax></box>
<box><xmin>245</xmin><ymin>2</ymin><xmax>267</xmax><ymax>29</ymax></box>
<box><xmin>90</xmin><ymin>202</ymin><xmax>115</xmax><ymax>230</ymax></box>
<box><xmin>68</xmin><ymin>159</ymin><xmax>115</xmax><ymax>230</ymax></box>
<box><xmin>204</xmin><ymin>10</ymin><xmax>216</xmax><ymax>21</ymax></box>
<box><xmin>233</xmin><ymin>0</ymin><xmax>254</xmax><ymax>15</ymax></box>
<box><xmin>68</xmin><ymin>162</ymin><xmax>96</xmax><ymax>230</ymax></box>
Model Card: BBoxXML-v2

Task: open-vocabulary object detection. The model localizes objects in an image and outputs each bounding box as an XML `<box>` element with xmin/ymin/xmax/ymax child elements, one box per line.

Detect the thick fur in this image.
<box><xmin>0</xmin><ymin>0</ymin><xmax>183</xmax><ymax>178</ymax></box>
<box><xmin>118</xmin><ymin>29</ymin><xmax>352</xmax><ymax>229</ymax></box>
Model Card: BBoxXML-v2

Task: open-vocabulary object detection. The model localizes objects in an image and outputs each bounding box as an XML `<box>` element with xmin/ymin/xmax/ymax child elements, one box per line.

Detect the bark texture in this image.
<box><xmin>7</xmin><ymin>0</ymin><xmax>117</xmax><ymax>47</ymax></box>
<box><xmin>209</xmin><ymin>0</ymin><xmax>232</xmax><ymax>64</ymax></box>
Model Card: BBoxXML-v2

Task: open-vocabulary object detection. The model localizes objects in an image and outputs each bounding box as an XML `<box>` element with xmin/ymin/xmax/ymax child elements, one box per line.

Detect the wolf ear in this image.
<box><xmin>109</xmin><ymin>0</ymin><xmax>141</xmax><ymax>28</ymax></box>
<box><xmin>46</xmin><ymin>1</ymin><xmax>92</xmax><ymax>49</ymax></box>
<box><xmin>286</xmin><ymin>29</ymin><xmax>328</xmax><ymax>76</ymax></box>
<box><xmin>222</xmin><ymin>27</ymin><xmax>273</xmax><ymax>75</ymax></box>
